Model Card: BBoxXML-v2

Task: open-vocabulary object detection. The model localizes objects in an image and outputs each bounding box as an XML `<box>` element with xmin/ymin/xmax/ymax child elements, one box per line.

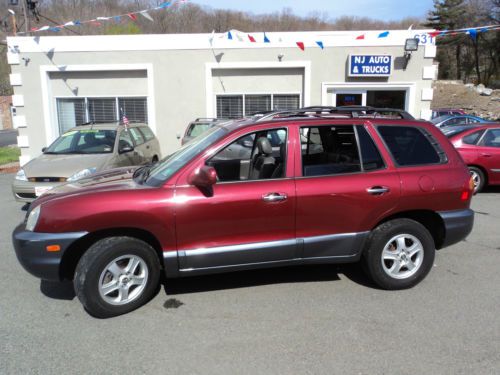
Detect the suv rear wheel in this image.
<box><xmin>74</xmin><ymin>237</ymin><xmax>160</xmax><ymax>318</ymax></box>
<box><xmin>362</xmin><ymin>219</ymin><xmax>435</xmax><ymax>290</ymax></box>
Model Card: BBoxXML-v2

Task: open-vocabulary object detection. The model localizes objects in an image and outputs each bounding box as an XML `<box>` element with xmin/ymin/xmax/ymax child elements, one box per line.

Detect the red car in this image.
<box><xmin>445</xmin><ymin>124</ymin><xmax>500</xmax><ymax>192</ymax></box>
<box><xmin>13</xmin><ymin>108</ymin><xmax>475</xmax><ymax>318</ymax></box>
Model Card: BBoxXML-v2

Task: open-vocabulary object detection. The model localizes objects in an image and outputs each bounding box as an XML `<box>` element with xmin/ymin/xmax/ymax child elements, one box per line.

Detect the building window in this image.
<box><xmin>216</xmin><ymin>94</ymin><xmax>300</xmax><ymax>119</ymax></box>
<box><xmin>56</xmin><ymin>97</ymin><xmax>148</xmax><ymax>134</ymax></box>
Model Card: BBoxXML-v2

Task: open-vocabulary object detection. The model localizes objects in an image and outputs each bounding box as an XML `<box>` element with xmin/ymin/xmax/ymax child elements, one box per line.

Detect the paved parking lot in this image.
<box><xmin>0</xmin><ymin>172</ymin><xmax>499</xmax><ymax>375</ymax></box>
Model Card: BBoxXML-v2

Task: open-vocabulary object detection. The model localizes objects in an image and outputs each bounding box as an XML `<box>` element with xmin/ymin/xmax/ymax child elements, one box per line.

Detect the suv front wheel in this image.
<box><xmin>74</xmin><ymin>237</ymin><xmax>161</xmax><ymax>318</ymax></box>
<box><xmin>362</xmin><ymin>219</ymin><xmax>435</xmax><ymax>290</ymax></box>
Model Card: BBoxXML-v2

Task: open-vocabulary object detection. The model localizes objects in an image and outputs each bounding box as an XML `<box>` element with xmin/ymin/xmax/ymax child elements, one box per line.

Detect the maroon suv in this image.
<box><xmin>13</xmin><ymin>108</ymin><xmax>475</xmax><ymax>318</ymax></box>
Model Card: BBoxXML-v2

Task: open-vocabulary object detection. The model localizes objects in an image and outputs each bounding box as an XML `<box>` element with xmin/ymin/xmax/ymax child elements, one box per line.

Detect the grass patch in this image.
<box><xmin>0</xmin><ymin>146</ymin><xmax>20</xmax><ymax>165</ymax></box>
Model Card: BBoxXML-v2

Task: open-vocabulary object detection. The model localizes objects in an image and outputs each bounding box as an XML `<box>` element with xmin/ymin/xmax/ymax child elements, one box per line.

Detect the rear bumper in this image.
<box><xmin>12</xmin><ymin>223</ymin><xmax>87</xmax><ymax>281</ymax></box>
<box><xmin>438</xmin><ymin>209</ymin><xmax>474</xmax><ymax>248</ymax></box>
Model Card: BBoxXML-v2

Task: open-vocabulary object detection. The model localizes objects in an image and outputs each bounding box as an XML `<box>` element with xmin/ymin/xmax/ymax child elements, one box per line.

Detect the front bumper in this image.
<box><xmin>438</xmin><ymin>209</ymin><xmax>474</xmax><ymax>248</ymax></box>
<box><xmin>12</xmin><ymin>223</ymin><xmax>87</xmax><ymax>281</ymax></box>
<box><xmin>12</xmin><ymin>180</ymin><xmax>64</xmax><ymax>203</ymax></box>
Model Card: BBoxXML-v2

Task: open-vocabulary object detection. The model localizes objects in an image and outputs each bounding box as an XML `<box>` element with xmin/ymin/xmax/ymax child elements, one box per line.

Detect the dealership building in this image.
<box><xmin>7</xmin><ymin>30</ymin><xmax>437</xmax><ymax>165</ymax></box>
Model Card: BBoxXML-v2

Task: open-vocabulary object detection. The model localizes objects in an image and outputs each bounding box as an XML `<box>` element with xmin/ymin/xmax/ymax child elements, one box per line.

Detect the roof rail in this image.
<box><xmin>255</xmin><ymin>106</ymin><xmax>415</xmax><ymax>121</ymax></box>
<box><xmin>194</xmin><ymin>117</ymin><xmax>219</xmax><ymax>122</ymax></box>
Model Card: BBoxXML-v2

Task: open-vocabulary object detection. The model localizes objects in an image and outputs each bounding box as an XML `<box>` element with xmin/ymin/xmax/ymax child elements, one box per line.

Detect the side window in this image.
<box><xmin>207</xmin><ymin>128</ymin><xmax>287</xmax><ymax>182</ymax></box>
<box><xmin>301</xmin><ymin>125</ymin><xmax>361</xmax><ymax>177</ymax></box>
<box><xmin>128</xmin><ymin>128</ymin><xmax>145</xmax><ymax>145</ymax></box>
<box><xmin>467</xmin><ymin>118</ymin><xmax>479</xmax><ymax>124</ymax></box>
<box><xmin>139</xmin><ymin>127</ymin><xmax>155</xmax><ymax>142</ymax></box>
<box><xmin>378</xmin><ymin>126</ymin><xmax>446</xmax><ymax>166</ymax></box>
<box><xmin>481</xmin><ymin>129</ymin><xmax>500</xmax><ymax>148</ymax></box>
<box><xmin>356</xmin><ymin>126</ymin><xmax>385</xmax><ymax>171</ymax></box>
<box><xmin>462</xmin><ymin>130</ymin><xmax>485</xmax><ymax>145</ymax></box>
<box><xmin>118</xmin><ymin>130</ymin><xmax>134</xmax><ymax>150</ymax></box>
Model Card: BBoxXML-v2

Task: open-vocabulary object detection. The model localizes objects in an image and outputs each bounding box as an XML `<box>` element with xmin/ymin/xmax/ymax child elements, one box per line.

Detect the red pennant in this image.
<box><xmin>128</xmin><ymin>13</ymin><xmax>138</xmax><ymax>21</ymax></box>
<box><xmin>248</xmin><ymin>35</ymin><xmax>256</xmax><ymax>42</ymax></box>
<box><xmin>356</xmin><ymin>34</ymin><xmax>365</xmax><ymax>40</ymax></box>
<box><xmin>428</xmin><ymin>30</ymin><xmax>440</xmax><ymax>38</ymax></box>
<box><xmin>296</xmin><ymin>42</ymin><xmax>305</xmax><ymax>51</ymax></box>
<box><xmin>91</xmin><ymin>21</ymin><xmax>102</xmax><ymax>26</ymax></box>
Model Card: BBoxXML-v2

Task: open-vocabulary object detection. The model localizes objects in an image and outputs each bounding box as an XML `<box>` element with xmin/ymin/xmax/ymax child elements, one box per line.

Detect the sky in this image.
<box><xmin>192</xmin><ymin>0</ymin><xmax>436</xmax><ymax>21</ymax></box>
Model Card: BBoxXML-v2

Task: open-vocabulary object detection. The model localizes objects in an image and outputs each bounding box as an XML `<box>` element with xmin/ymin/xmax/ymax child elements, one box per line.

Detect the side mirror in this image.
<box><xmin>188</xmin><ymin>165</ymin><xmax>217</xmax><ymax>188</ymax></box>
<box><xmin>119</xmin><ymin>145</ymin><xmax>134</xmax><ymax>154</ymax></box>
<box><xmin>41</xmin><ymin>147</ymin><xmax>47</xmax><ymax>153</ymax></box>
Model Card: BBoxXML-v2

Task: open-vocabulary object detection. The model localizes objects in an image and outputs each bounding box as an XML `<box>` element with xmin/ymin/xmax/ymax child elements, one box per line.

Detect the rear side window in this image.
<box><xmin>301</xmin><ymin>125</ymin><xmax>361</xmax><ymax>177</ymax></box>
<box><xmin>188</xmin><ymin>123</ymin><xmax>213</xmax><ymax>137</ymax></box>
<box><xmin>377</xmin><ymin>126</ymin><xmax>446</xmax><ymax>166</ymax></box>
<box><xmin>357</xmin><ymin>126</ymin><xmax>385</xmax><ymax>171</ymax></box>
<box><xmin>140</xmin><ymin>126</ymin><xmax>155</xmax><ymax>142</ymax></box>
<box><xmin>462</xmin><ymin>130</ymin><xmax>484</xmax><ymax>145</ymax></box>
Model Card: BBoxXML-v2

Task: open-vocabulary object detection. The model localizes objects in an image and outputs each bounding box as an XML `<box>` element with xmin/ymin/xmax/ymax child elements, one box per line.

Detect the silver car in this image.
<box><xmin>12</xmin><ymin>123</ymin><xmax>161</xmax><ymax>203</ymax></box>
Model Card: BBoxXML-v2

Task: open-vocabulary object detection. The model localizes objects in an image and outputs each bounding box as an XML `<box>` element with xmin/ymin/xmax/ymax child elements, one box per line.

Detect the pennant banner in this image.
<box><xmin>24</xmin><ymin>0</ymin><xmax>187</xmax><ymax>34</ymax></box>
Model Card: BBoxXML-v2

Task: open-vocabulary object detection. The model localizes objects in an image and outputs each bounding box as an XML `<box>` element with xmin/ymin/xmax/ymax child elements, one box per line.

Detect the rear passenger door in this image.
<box><xmin>295</xmin><ymin>124</ymin><xmax>401</xmax><ymax>259</ymax></box>
<box><xmin>477</xmin><ymin>128</ymin><xmax>500</xmax><ymax>184</ymax></box>
<box><xmin>127</xmin><ymin>127</ymin><xmax>148</xmax><ymax>164</ymax></box>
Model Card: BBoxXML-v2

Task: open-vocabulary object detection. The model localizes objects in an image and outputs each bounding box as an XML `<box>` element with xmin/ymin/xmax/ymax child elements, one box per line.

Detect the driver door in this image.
<box><xmin>173</xmin><ymin>126</ymin><xmax>297</xmax><ymax>272</ymax></box>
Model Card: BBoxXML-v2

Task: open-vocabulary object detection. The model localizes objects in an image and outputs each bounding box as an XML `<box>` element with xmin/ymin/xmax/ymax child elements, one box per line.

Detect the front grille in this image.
<box><xmin>17</xmin><ymin>193</ymin><xmax>37</xmax><ymax>199</ymax></box>
<box><xmin>28</xmin><ymin>177</ymin><xmax>66</xmax><ymax>183</ymax></box>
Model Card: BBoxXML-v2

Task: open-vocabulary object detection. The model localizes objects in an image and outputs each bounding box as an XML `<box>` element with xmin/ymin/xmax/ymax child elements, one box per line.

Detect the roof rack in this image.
<box><xmin>194</xmin><ymin>118</ymin><xmax>220</xmax><ymax>122</ymax></box>
<box><xmin>255</xmin><ymin>106</ymin><xmax>415</xmax><ymax>121</ymax></box>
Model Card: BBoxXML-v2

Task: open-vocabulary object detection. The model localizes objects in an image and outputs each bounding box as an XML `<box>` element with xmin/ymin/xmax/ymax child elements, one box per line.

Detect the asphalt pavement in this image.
<box><xmin>0</xmin><ymin>130</ymin><xmax>18</xmax><ymax>147</ymax></box>
<box><xmin>0</xmin><ymin>173</ymin><xmax>499</xmax><ymax>375</ymax></box>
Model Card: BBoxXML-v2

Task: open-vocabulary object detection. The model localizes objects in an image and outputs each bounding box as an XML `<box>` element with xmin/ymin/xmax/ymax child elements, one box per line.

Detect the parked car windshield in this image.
<box><xmin>187</xmin><ymin>122</ymin><xmax>215</xmax><ymax>138</ymax></box>
<box><xmin>44</xmin><ymin>129</ymin><xmax>117</xmax><ymax>154</ymax></box>
<box><xmin>145</xmin><ymin>126</ymin><xmax>228</xmax><ymax>186</ymax></box>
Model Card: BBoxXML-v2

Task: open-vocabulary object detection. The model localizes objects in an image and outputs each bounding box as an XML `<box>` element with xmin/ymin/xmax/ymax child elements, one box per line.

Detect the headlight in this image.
<box><xmin>26</xmin><ymin>205</ymin><xmax>41</xmax><ymax>232</ymax></box>
<box><xmin>15</xmin><ymin>169</ymin><xmax>28</xmax><ymax>181</ymax></box>
<box><xmin>67</xmin><ymin>167</ymin><xmax>97</xmax><ymax>182</ymax></box>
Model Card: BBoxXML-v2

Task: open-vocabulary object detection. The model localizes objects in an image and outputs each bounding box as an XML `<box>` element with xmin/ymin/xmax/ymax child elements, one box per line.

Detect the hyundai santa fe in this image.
<box><xmin>12</xmin><ymin>107</ymin><xmax>475</xmax><ymax>318</ymax></box>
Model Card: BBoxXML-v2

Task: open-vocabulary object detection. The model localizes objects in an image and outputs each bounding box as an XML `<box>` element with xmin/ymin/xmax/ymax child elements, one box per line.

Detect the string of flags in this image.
<box><xmin>213</xmin><ymin>24</ymin><xmax>500</xmax><ymax>51</ymax></box>
<box><xmin>21</xmin><ymin>0</ymin><xmax>188</xmax><ymax>34</ymax></box>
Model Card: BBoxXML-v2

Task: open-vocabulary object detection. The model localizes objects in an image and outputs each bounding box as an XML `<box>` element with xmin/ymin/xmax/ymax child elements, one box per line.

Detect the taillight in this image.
<box><xmin>461</xmin><ymin>176</ymin><xmax>475</xmax><ymax>201</ymax></box>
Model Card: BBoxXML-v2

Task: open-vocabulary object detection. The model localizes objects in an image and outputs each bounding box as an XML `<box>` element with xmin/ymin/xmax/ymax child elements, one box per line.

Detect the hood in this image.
<box><xmin>35</xmin><ymin>166</ymin><xmax>142</xmax><ymax>204</ymax></box>
<box><xmin>23</xmin><ymin>153</ymin><xmax>110</xmax><ymax>178</ymax></box>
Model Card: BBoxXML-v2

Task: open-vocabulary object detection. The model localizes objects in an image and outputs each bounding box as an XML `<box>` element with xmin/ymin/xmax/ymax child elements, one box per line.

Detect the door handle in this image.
<box><xmin>366</xmin><ymin>186</ymin><xmax>390</xmax><ymax>195</ymax></box>
<box><xmin>262</xmin><ymin>193</ymin><xmax>288</xmax><ymax>202</ymax></box>
<box><xmin>480</xmin><ymin>153</ymin><xmax>492</xmax><ymax>157</ymax></box>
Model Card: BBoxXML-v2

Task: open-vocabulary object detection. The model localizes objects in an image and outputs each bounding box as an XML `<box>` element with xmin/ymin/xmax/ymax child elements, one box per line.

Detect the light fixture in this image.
<box><xmin>403</xmin><ymin>38</ymin><xmax>419</xmax><ymax>70</ymax></box>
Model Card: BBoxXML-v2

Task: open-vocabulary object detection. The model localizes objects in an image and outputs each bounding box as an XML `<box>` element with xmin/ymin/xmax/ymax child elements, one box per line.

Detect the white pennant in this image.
<box><xmin>64</xmin><ymin>21</ymin><xmax>75</xmax><ymax>26</ymax></box>
<box><xmin>140</xmin><ymin>11</ymin><xmax>154</xmax><ymax>22</ymax></box>
<box><xmin>97</xmin><ymin>17</ymin><xmax>111</xmax><ymax>21</ymax></box>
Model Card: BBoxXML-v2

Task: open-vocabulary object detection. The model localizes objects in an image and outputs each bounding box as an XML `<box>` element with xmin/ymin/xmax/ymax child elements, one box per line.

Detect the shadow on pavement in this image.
<box><xmin>480</xmin><ymin>186</ymin><xmax>500</xmax><ymax>194</ymax></box>
<box><xmin>163</xmin><ymin>263</ymin><xmax>380</xmax><ymax>295</ymax></box>
<box><xmin>40</xmin><ymin>280</ymin><xmax>76</xmax><ymax>300</ymax></box>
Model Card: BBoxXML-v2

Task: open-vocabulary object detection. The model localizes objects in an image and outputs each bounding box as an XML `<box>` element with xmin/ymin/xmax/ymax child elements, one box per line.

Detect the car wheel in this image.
<box><xmin>74</xmin><ymin>237</ymin><xmax>160</xmax><ymax>318</ymax></box>
<box><xmin>468</xmin><ymin>166</ymin><xmax>485</xmax><ymax>193</ymax></box>
<box><xmin>362</xmin><ymin>219</ymin><xmax>435</xmax><ymax>290</ymax></box>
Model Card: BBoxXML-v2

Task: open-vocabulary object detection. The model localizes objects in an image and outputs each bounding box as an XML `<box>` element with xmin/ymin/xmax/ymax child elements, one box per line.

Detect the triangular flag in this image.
<box><xmin>264</xmin><ymin>33</ymin><xmax>270</xmax><ymax>43</ymax></box>
<box><xmin>467</xmin><ymin>28</ymin><xmax>477</xmax><ymax>40</ymax></box>
<box><xmin>49</xmin><ymin>27</ymin><xmax>61</xmax><ymax>32</ymax></box>
<box><xmin>479</xmin><ymin>27</ymin><xmax>487</xmax><ymax>33</ymax></box>
<box><xmin>114</xmin><ymin>16</ymin><xmax>121</xmax><ymax>23</ymax></box>
<box><xmin>74</xmin><ymin>20</ymin><xmax>82</xmax><ymax>25</ymax></box>
<box><xmin>64</xmin><ymin>21</ymin><xmax>75</xmax><ymax>27</ymax></box>
<box><xmin>128</xmin><ymin>13</ymin><xmax>138</xmax><ymax>21</ymax></box>
<box><xmin>228</xmin><ymin>31</ymin><xmax>233</xmax><ymax>40</ymax></box>
<box><xmin>97</xmin><ymin>17</ymin><xmax>111</xmax><ymax>21</ymax></box>
<box><xmin>296</xmin><ymin>42</ymin><xmax>305</xmax><ymax>51</ymax></box>
<box><xmin>316</xmin><ymin>41</ymin><xmax>324</xmax><ymax>49</ymax></box>
<box><xmin>140</xmin><ymin>11</ymin><xmax>154</xmax><ymax>22</ymax></box>
<box><xmin>91</xmin><ymin>21</ymin><xmax>102</xmax><ymax>26</ymax></box>
<box><xmin>248</xmin><ymin>34</ymin><xmax>256</xmax><ymax>43</ymax></box>
<box><xmin>356</xmin><ymin>34</ymin><xmax>365</xmax><ymax>40</ymax></box>
<box><xmin>156</xmin><ymin>2</ymin><xmax>171</xmax><ymax>9</ymax></box>
<box><xmin>37</xmin><ymin>26</ymin><xmax>50</xmax><ymax>31</ymax></box>
<box><xmin>428</xmin><ymin>30</ymin><xmax>440</xmax><ymax>38</ymax></box>
<box><xmin>378</xmin><ymin>31</ymin><xmax>389</xmax><ymax>38</ymax></box>
<box><xmin>236</xmin><ymin>33</ymin><xmax>244</xmax><ymax>42</ymax></box>
<box><xmin>209</xmin><ymin>30</ymin><xmax>215</xmax><ymax>46</ymax></box>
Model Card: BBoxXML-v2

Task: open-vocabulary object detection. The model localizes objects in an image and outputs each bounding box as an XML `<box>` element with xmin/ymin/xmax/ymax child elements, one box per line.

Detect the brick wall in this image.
<box><xmin>0</xmin><ymin>96</ymin><xmax>13</xmax><ymax>130</ymax></box>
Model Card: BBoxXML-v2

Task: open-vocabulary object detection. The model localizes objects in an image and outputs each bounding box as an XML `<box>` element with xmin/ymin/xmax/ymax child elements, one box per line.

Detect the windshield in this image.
<box><xmin>145</xmin><ymin>126</ymin><xmax>228</xmax><ymax>186</ymax></box>
<box><xmin>45</xmin><ymin>129</ymin><xmax>116</xmax><ymax>154</ymax></box>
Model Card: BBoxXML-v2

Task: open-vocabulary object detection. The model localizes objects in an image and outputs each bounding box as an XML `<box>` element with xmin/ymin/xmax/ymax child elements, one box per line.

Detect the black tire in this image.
<box><xmin>362</xmin><ymin>219</ymin><xmax>435</xmax><ymax>290</ymax></box>
<box><xmin>74</xmin><ymin>237</ymin><xmax>160</xmax><ymax>318</ymax></box>
<box><xmin>468</xmin><ymin>166</ymin><xmax>485</xmax><ymax>193</ymax></box>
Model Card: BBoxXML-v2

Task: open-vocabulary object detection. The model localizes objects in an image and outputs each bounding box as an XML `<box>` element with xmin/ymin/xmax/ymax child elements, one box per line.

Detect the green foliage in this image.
<box><xmin>0</xmin><ymin>147</ymin><xmax>20</xmax><ymax>166</ymax></box>
<box><xmin>104</xmin><ymin>23</ymin><xmax>142</xmax><ymax>35</ymax></box>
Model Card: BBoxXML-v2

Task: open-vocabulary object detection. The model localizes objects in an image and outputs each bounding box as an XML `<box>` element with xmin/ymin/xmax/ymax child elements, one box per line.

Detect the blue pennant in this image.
<box><xmin>264</xmin><ymin>33</ymin><xmax>270</xmax><ymax>43</ymax></box>
<box><xmin>228</xmin><ymin>31</ymin><xmax>233</xmax><ymax>40</ymax></box>
<box><xmin>316</xmin><ymin>41</ymin><xmax>324</xmax><ymax>49</ymax></box>
<box><xmin>378</xmin><ymin>31</ymin><xmax>389</xmax><ymax>38</ymax></box>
